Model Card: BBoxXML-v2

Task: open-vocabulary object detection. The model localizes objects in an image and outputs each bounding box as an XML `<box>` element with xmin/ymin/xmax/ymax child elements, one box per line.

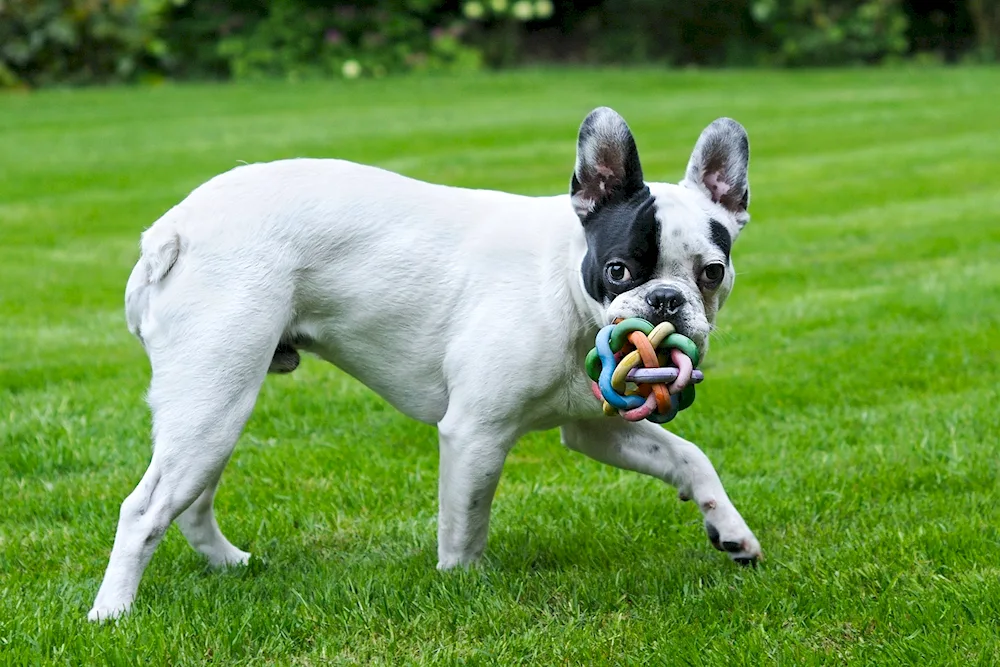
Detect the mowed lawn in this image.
<box><xmin>2</xmin><ymin>67</ymin><xmax>999</xmax><ymax>664</ymax></box>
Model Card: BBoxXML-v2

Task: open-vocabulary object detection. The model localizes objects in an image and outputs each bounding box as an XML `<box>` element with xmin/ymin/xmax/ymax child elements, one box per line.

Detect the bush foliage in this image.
<box><xmin>0</xmin><ymin>0</ymin><xmax>990</xmax><ymax>87</ymax></box>
<box><xmin>750</xmin><ymin>0</ymin><xmax>910</xmax><ymax>65</ymax></box>
<box><xmin>0</xmin><ymin>0</ymin><xmax>171</xmax><ymax>87</ymax></box>
<box><xmin>163</xmin><ymin>0</ymin><xmax>482</xmax><ymax>81</ymax></box>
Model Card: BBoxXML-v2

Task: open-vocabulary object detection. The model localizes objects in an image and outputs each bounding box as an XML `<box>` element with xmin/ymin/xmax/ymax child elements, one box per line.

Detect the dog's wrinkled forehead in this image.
<box><xmin>649</xmin><ymin>183</ymin><xmax>734</xmax><ymax>271</ymax></box>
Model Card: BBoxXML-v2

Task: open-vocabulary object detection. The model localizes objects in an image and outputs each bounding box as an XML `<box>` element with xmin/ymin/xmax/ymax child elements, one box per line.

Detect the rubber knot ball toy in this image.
<box><xmin>585</xmin><ymin>317</ymin><xmax>703</xmax><ymax>424</ymax></box>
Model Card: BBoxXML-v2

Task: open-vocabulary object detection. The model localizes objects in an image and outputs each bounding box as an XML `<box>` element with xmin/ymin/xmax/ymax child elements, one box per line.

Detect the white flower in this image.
<box><xmin>512</xmin><ymin>0</ymin><xmax>534</xmax><ymax>20</ymax></box>
<box><xmin>533</xmin><ymin>0</ymin><xmax>553</xmax><ymax>19</ymax></box>
<box><xmin>490</xmin><ymin>0</ymin><xmax>508</xmax><ymax>12</ymax></box>
<box><xmin>463</xmin><ymin>1</ymin><xmax>485</xmax><ymax>19</ymax></box>
<box><xmin>751</xmin><ymin>0</ymin><xmax>773</xmax><ymax>21</ymax></box>
<box><xmin>341</xmin><ymin>60</ymin><xmax>362</xmax><ymax>79</ymax></box>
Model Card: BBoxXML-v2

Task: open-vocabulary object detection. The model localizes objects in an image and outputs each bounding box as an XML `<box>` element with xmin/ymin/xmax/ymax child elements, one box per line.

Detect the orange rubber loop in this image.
<box><xmin>628</xmin><ymin>331</ymin><xmax>670</xmax><ymax>413</ymax></box>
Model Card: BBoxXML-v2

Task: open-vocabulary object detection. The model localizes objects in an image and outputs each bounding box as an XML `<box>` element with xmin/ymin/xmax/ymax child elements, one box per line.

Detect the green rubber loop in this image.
<box><xmin>678</xmin><ymin>384</ymin><xmax>696</xmax><ymax>410</ymax></box>
<box><xmin>609</xmin><ymin>318</ymin><xmax>655</xmax><ymax>352</ymax></box>
<box><xmin>664</xmin><ymin>333</ymin><xmax>700</xmax><ymax>367</ymax></box>
<box><xmin>585</xmin><ymin>348</ymin><xmax>601</xmax><ymax>382</ymax></box>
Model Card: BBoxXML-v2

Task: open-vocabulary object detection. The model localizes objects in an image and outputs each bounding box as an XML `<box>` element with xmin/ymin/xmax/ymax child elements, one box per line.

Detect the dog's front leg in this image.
<box><xmin>561</xmin><ymin>418</ymin><xmax>762</xmax><ymax>565</ymax></box>
<box><xmin>435</xmin><ymin>410</ymin><xmax>516</xmax><ymax>570</ymax></box>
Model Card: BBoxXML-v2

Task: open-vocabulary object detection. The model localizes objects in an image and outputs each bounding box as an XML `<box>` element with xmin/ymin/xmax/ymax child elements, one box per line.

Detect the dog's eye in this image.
<box><xmin>701</xmin><ymin>263</ymin><xmax>725</xmax><ymax>287</ymax></box>
<box><xmin>605</xmin><ymin>262</ymin><xmax>632</xmax><ymax>285</ymax></box>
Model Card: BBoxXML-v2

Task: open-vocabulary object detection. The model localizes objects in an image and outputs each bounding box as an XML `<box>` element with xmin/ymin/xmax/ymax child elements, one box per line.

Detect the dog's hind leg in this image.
<box><xmin>88</xmin><ymin>343</ymin><xmax>270</xmax><ymax>621</ymax></box>
<box><xmin>180</xmin><ymin>346</ymin><xmax>300</xmax><ymax>564</ymax></box>
<box><xmin>89</xmin><ymin>269</ymin><xmax>289</xmax><ymax>621</ymax></box>
<box><xmin>174</xmin><ymin>468</ymin><xmax>250</xmax><ymax>568</ymax></box>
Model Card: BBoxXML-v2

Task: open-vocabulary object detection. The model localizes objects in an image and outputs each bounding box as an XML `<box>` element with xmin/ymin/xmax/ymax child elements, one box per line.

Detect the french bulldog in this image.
<box><xmin>88</xmin><ymin>107</ymin><xmax>761</xmax><ymax>621</ymax></box>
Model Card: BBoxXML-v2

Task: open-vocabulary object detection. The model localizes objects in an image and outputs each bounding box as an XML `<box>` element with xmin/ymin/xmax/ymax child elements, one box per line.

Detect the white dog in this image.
<box><xmin>89</xmin><ymin>107</ymin><xmax>762</xmax><ymax>621</ymax></box>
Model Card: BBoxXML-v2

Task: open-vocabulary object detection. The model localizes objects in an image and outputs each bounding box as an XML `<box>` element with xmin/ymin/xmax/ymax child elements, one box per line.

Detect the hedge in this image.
<box><xmin>0</xmin><ymin>0</ymin><xmax>992</xmax><ymax>88</ymax></box>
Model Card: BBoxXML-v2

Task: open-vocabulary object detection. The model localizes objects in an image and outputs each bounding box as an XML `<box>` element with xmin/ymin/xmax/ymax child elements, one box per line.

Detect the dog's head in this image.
<box><xmin>572</xmin><ymin>107</ymin><xmax>751</xmax><ymax>360</ymax></box>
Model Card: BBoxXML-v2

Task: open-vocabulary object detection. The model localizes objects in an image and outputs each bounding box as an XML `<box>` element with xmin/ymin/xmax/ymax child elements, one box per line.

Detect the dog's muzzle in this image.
<box><xmin>645</xmin><ymin>286</ymin><xmax>685</xmax><ymax>318</ymax></box>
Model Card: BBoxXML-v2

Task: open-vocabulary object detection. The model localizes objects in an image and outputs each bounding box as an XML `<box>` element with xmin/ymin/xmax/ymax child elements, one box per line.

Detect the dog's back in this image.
<box><xmin>122</xmin><ymin>158</ymin><xmax>578</xmax><ymax>417</ymax></box>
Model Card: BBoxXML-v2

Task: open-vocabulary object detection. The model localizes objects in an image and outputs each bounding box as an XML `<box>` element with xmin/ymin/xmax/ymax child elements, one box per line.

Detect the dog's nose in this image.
<box><xmin>645</xmin><ymin>287</ymin><xmax>685</xmax><ymax>316</ymax></box>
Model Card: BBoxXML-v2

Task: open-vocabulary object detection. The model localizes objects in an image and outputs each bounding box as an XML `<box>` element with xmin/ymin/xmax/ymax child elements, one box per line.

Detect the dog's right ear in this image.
<box><xmin>570</xmin><ymin>107</ymin><xmax>646</xmax><ymax>222</ymax></box>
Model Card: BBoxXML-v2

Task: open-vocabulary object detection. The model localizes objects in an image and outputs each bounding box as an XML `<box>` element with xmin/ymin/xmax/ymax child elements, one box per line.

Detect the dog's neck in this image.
<box><xmin>560</xmin><ymin>213</ymin><xmax>607</xmax><ymax>357</ymax></box>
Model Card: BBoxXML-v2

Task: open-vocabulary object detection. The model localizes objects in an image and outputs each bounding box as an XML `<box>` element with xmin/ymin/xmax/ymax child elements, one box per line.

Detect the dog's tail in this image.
<box><xmin>124</xmin><ymin>212</ymin><xmax>182</xmax><ymax>341</ymax></box>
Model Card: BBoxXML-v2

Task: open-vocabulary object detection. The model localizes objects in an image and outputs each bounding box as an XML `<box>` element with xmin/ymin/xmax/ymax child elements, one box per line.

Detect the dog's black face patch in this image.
<box><xmin>708</xmin><ymin>218</ymin><xmax>732</xmax><ymax>264</ymax></box>
<box><xmin>580</xmin><ymin>187</ymin><xmax>660</xmax><ymax>304</ymax></box>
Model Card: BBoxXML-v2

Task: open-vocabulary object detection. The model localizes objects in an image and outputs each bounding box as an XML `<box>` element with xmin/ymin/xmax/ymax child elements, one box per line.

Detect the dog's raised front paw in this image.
<box><xmin>705</xmin><ymin>519</ymin><xmax>762</xmax><ymax>566</ymax></box>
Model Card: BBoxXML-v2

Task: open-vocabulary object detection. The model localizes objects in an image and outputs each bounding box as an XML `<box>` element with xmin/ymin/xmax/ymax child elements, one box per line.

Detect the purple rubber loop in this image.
<box><xmin>627</xmin><ymin>368</ymin><xmax>705</xmax><ymax>384</ymax></box>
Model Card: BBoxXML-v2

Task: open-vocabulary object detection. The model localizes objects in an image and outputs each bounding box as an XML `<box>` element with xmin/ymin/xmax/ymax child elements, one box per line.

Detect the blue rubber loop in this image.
<box><xmin>646</xmin><ymin>393</ymin><xmax>681</xmax><ymax>424</ymax></box>
<box><xmin>596</xmin><ymin>324</ymin><xmax>645</xmax><ymax>411</ymax></box>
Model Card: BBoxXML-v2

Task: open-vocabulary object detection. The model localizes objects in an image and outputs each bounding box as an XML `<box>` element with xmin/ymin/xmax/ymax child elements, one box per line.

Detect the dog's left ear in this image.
<box><xmin>682</xmin><ymin>118</ymin><xmax>751</xmax><ymax>230</ymax></box>
<box><xmin>570</xmin><ymin>107</ymin><xmax>646</xmax><ymax>221</ymax></box>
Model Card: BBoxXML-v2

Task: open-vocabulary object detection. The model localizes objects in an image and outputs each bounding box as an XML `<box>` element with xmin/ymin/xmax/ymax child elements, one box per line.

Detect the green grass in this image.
<box><xmin>2</xmin><ymin>67</ymin><xmax>999</xmax><ymax>665</ymax></box>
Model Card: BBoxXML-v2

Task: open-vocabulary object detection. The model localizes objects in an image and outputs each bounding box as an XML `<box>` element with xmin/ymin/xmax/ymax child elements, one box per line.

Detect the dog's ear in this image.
<box><xmin>682</xmin><ymin>118</ymin><xmax>750</xmax><ymax>229</ymax></box>
<box><xmin>570</xmin><ymin>107</ymin><xmax>646</xmax><ymax>221</ymax></box>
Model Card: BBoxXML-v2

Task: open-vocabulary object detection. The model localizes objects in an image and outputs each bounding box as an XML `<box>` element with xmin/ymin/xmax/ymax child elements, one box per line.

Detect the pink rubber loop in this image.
<box><xmin>620</xmin><ymin>392</ymin><xmax>658</xmax><ymax>421</ymax></box>
<box><xmin>591</xmin><ymin>381</ymin><xmax>604</xmax><ymax>402</ymax></box>
<box><xmin>668</xmin><ymin>348</ymin><xmax>693</xmax><ymax>395</ymax></box>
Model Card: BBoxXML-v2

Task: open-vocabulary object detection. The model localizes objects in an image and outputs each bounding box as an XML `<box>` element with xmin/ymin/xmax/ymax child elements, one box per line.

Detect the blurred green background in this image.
<box><xmin>1</xmin><ymin>0</ymin><xmax>997</xmax><ymax>88</ymax></box>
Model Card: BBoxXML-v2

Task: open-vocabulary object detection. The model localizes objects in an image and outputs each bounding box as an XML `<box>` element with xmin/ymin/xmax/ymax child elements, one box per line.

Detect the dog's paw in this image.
<box><xmin>208</xmin><ymin>547</ymin><xmax>251</xmax><ymax>569</ymax></box>
<box><xmin>436</xmin><ymin>553</ymin><xmax>482</xmax><ymax>571</ymax></box>
<box><xmin>705</xmin><ymin>519</ymin><xmax>762</xmax><ymax>567</ymax></box>
<box><xmin>87</xmin><ymin>601</ymin><xmax>130</xmax><ymax>623</ymax></box>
